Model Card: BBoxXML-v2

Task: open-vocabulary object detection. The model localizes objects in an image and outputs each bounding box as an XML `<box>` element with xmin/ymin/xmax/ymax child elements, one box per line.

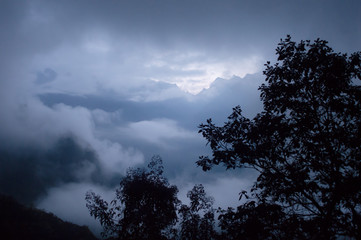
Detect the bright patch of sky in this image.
<box><xmin>146</xmin><ymin>51</ymin><xmax>263</xmax><ymax>94</ymax></box>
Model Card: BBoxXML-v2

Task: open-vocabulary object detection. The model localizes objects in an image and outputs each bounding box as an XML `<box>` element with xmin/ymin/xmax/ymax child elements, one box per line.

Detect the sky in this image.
<box><xmin>0</xmin><ymin>0</ymin><xmax>360</xmax><ymax>235</ymax></box>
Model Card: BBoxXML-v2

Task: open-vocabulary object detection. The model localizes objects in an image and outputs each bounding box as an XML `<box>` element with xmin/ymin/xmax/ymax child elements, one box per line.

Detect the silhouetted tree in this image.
<box><xmin>86</xmin><ymin>155</ymin><xmax>179</xmax><ymax>240</ymax></box>
<box><xmin>217</xmin><ymin>200</ymin><xmax>322</xmax><ymax>240</ymax></box>
<box><xmin>179</xmin><ymin>184</ymin><xmax>217</xmax><ymax>240</ymax></box>
<box><xmin>198</xmin><ymin>36</ymin><xmax>361</xmax><ymax>239</ymax></box>
<box><xmin>218</xmin><ymin>202</ymin><xmax>284</xmax><ymax>240</ymax></box>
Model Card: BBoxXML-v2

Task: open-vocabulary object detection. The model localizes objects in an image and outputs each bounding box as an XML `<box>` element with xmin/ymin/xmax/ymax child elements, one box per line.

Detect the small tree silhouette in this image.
<box><xmin>86</xmin><ymin>155</ymin><xmax>179</xmax><ymax>240</ymax></box>
<box><xmin>179</xmin><ymin>184</ymin><xmax>217</xmax><ymax>240</ymax></box>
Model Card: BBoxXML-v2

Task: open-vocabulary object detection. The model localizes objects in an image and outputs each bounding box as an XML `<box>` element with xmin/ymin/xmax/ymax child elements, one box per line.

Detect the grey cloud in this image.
<box><xmin>0</xmin><ymin>136</ymin><xmax>107</xmax><ymax>204</ymax></box>
<box><xmin>35</xmin><ymin>68</ymin><xmax>57</xmax><ymax>84</ymax></box>
<box><xmin>39</xmin><ymin>73</ymin><xmax>263</xmax><ymax>123</ymax></box>
<box><xmin>2</xmin><ymin>0</ymin><xmax>358</xmax><ymax>98</ymax></box>
<box><xmin>0</xmin><ymin>93</ymin><xmax>145</xmax><ymax>207</ymax></box>
<box><xmin>36</xmin><ymin>73</ymin><xmax>264</xmax><ymax>183</ymax></box>
<box><xmin>3</xmin><ymin>0</ymin><xmax>359</xmax><ymax>68</ymax></box>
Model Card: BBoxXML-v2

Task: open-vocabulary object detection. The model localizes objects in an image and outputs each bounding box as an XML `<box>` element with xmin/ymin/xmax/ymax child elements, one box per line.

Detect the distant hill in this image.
<box><xmin>0</xmin><ymin>194</ymin><xmax>98</xmax><ymax>240</ymax></box>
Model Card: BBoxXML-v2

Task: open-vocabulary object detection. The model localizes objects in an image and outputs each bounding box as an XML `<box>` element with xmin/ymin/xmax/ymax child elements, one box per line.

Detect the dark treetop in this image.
<box><xmin>198</xmin><ymin>36</ymin><xmax>361</xmax><ymax>239</ymax></box>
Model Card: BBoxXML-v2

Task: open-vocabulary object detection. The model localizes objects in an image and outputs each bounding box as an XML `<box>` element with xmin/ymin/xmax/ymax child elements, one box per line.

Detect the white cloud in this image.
<box><xmin>119</xmin><ymin>118</ymin><xmax>197</xmax><ymax>148</ymax></box>
<box><xmin>47</xmin><ymin>104</ymin><xmax>145</xmax><ymax>174</ymax></box>
<box><xmin>0</xmin><ymin>94</ymin><xmax>144</xmax><ymax>175</ymax></box>
<box><xmin>93</xmin><ymin>139</ymin><xmax>144</xmax><ymax>175</ymax></box>
<box><xmin>145</xmin><ymin>51</ymin><xmax>264</xmax><ymax>94</ymax></box>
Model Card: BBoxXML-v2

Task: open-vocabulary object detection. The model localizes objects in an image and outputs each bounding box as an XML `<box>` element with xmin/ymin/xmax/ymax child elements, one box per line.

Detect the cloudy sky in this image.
<box><xmin>0</xmin><ymin>0</ymin><xmax>360</xmax><ymax>234</ymax></box>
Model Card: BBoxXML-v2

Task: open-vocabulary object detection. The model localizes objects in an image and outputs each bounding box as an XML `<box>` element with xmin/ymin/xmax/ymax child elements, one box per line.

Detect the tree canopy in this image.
<box><xmin>179</xmin><ymin>184</ymin><xmax>216</xmax><ymax>240</ymax></box>
<box><xmin>198</xmin><ymin>36</ymin><xmax>361</xmax><ymax>239</ymax></box>
<box><xmin>86</xmin><ymin>157</ymin><xmax>219</xmax><ymax>240</ymax></box>
<box><xmin>86</xmin><ymin>155</ymin><xmax>179</xmax><ymax>240</ymax></box>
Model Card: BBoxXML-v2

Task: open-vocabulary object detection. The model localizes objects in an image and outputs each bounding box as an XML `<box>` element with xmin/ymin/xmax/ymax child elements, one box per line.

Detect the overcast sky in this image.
<box><xmin>0</xmin><ymin>0</ymin><xmax>360</xmax><ymax>235</ymax></box>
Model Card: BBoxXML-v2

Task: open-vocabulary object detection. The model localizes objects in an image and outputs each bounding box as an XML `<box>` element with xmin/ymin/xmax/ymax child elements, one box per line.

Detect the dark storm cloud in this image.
<box><xmin>1</xmin><ymin>0</ymin><xmax>358</xmax><ymax>98</ymax></box>
<box><xmin>1</xmin><ymin>0</ymin><xmax>360</xmax><ymax>63</ymax></box>
<box><xmin>48</xmin><ymin>0</ymin><xmax>358</xmax><ymax>53</ymax></box>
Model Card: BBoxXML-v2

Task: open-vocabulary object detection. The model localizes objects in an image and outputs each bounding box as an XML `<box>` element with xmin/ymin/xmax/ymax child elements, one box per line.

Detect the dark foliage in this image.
<box><xmin>0</xmin><ymin>194</ymin><xmax>97</xmax><ymax>240</ymax></box>
<box><xmin>218</xmin><ymin>201</ymin><xmax>322</xmax><ymax>240</ymax></box>
<box><xmin>179</xmin><ymin>184</ymin><xmax>217</xmax><ymax>240</ymax></box>
<box><xmin>218</xmin><ymin>202</ymin><xmax>285</xmax><ymax>240</ymax></box>
<box><xmin>86</xmin><ymin>155</ymin><xmax>179</xmax><ymax>240</ymax></box>
<box><xmin>198</xmin><ymin>36</ymin><xmax>361</xmax><ymax>239</ymax></box>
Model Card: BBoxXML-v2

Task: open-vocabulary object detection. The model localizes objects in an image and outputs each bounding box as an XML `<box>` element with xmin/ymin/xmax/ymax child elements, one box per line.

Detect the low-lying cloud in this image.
<box><xmin>119</xmin><ymin>118</ymin><xmax>197</xmax><ymax>148</ymax></box>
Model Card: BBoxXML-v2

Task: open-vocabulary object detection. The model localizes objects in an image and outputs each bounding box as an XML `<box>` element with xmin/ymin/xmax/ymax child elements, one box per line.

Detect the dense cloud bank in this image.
<box><xmin>0</xmin><ymin>70</ymin><xmax>263</xmax><ymax>232</ymax></box>
<box><xmin>0</xmin><ymin>72</ymin><xmax>263</xmax><ymax>202</ymax></box>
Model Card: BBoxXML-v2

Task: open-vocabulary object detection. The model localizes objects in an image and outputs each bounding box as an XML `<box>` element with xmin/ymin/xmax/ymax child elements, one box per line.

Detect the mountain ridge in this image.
<box><xmin>0</xmin><ymin>194</ymin><xmax>98</xmax><ymax>240</ymax></box>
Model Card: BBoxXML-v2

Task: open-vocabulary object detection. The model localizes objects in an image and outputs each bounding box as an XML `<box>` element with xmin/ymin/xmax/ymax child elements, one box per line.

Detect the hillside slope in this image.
<box><xmin>0</xmin><ymin>194</ymin><xmax>98</xmax><ymax>240</ymax></box>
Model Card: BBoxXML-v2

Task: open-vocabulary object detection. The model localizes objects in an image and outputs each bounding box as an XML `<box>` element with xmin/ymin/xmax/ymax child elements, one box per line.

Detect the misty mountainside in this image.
<box><xmin>0</xmin><ymin>194</ymin><xmax>98</xmax><ymax>240</ymax></box>
<box><xmin>38</xmin><ymin>72</ymin><xmax>263</xmax><ymax>126</ymax></box>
